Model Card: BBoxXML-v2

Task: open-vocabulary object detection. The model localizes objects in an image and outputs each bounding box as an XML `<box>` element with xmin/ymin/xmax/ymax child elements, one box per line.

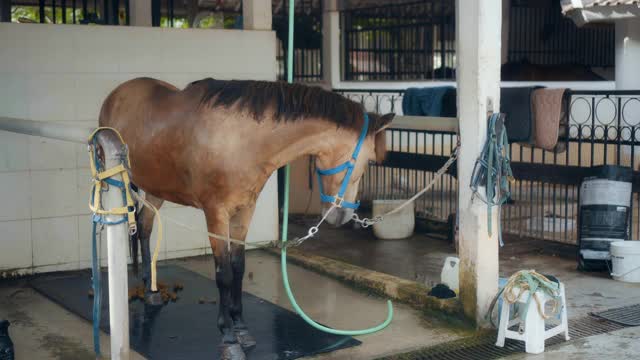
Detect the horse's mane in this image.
<box><xmin>192</xmin><ymin>78</ymin><xmax>379</xmax><ymax>134</ymax></box>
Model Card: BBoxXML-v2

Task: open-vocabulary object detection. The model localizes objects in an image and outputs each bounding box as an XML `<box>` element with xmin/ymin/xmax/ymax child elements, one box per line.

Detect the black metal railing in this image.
<box><xmin>336</xmin><ymin>88</ymin><xmax>640</xmax><ymax>244</ymax></box>
<box><xmin>8</xmin><ymin>0</ymin><xmax>129</xmax><ymax>25</ymax></box>
<box><xmin>340</xmin><ymin>0</ymin><xmax>614</xmax><ymax>82</ymax></box>
<box><xmin>151</xmin><ymin>0</ymin><xmax>241</xmax><ymax>28</ymax></box>
<box><xmin>507</xmin><ymin>0</ymin><xmax>614</xmax><ymax>69</ymax></box>
<box><xmin>341</xmin><ymin>0</ymin><xmax>455</xmax><ymax>81</ymax></box>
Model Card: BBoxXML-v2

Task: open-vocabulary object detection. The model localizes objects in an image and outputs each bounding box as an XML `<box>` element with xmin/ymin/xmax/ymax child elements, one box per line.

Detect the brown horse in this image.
<box><xmin>99</xmin><ymin>77</ymin><xmax>393</xmax><ymax>359</ymax></box>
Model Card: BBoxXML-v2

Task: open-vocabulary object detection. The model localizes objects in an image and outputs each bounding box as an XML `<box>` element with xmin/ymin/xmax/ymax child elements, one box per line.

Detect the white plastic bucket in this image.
<box><xmin>440</xmin><ymin>257</ymin><xmax>460</xmax><ymax>292</ymax></box>
<box><xmin>610</xmin><ymin>241</ymin><xmax>640</xmax><ymax>283</ymax></box>
<box><xmin>372</xmin><ymin>200</ymin><xmax>415</xmax><ymax>240</ymax></box>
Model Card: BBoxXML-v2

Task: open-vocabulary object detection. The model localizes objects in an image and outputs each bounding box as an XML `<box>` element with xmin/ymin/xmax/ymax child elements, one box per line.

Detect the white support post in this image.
<box><xmin>455</xmin><ymin>0</ymin><xmax>502</xmax><ymax>327</ymax></box>
<box><xmin>129</xmin><ymin>0</ymin><xmax>152</xmax><ymax>27</ymax></box>
<box><xmin>616</xmin><ymin>20</ymin><xmax>640</xmax><ymax>164</ymax></box>
<box><xmin>322</xmin><ymin>0</ymin><xmax>341</xmax><ymax>87</ymax></box>
<box><xmin>97</xmin><ymin>131</ymin><xmax>130</xmax><ymax>360</ymax></box>
<box><xmin>615</xmin><ymin>19</ymin><xmax>640</xmax><ymax>90</ymax></box>
<box><xmin>243</xmin><ymin>0</ymin><xmax>272</xmax><ymax>30</ymax></box>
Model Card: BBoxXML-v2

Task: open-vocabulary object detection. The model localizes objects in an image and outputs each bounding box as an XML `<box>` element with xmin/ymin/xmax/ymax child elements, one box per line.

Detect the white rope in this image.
<box><xmin>132</xmin><ymin>191</ymin><xmax>334</xmax><ymax>249</ymax></box>
<box><xmin>352</xmin><ymin>146</ymin><xmax>459</xmax><ymax>228</ymax></box>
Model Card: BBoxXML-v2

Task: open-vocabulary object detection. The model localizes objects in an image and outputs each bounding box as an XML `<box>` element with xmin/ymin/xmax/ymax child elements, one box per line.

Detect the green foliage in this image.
<box><xmin>160</xmin><ymin>16</ymin><xmax>189</xmax><ymax>29</ymax></box>
<box><xmin>12</xmin><ymin>5</ymin><xmax>82</xmax><ymax>24</ymax></box>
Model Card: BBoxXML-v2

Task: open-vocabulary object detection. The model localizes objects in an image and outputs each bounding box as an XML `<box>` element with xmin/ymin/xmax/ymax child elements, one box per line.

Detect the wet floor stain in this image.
<box><xmin>40</xmin><ymin>334</ymin><xmax>95</xmax><ymax>360</ymax></box>
<box><xmin>7</xmin><ymin>309</ymin><xmax>35</xmax><ymax>328</ymax></box>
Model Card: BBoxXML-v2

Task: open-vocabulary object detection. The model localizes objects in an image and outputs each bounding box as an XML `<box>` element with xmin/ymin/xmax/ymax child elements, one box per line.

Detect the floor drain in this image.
<box><xmin>592</xmin><ymin>304</ymin><xmax>640</xmax><ymax>326</ymax></box>
<box><xmin>379</xmin><ymin>315</ymin><xmax>628</xmax><ymax>360</ymax></box>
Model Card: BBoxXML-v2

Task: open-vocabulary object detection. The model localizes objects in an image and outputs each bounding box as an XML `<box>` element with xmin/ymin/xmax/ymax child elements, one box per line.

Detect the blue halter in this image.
<box><xmin>316</xmin><ymin>113</ymin><xmax>369</xmax><ymax>210</ymax></box>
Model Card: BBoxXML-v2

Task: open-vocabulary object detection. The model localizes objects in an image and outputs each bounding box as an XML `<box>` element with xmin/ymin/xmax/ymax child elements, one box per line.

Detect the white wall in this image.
<box><xmin>0</xmin><ymin>23</ymin><xmax>277</xmax><ymax>276</ymax></box>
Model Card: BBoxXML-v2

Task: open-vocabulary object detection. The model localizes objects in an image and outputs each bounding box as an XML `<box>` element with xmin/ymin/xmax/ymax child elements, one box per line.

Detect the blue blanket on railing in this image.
<box><xmin>402</xmin><ymin>86</ymin><xmax>457</xmax><ymax>117</ymax></box>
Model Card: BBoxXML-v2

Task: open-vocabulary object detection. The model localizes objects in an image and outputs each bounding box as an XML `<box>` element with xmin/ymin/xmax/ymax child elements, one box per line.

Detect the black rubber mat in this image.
<box><xmin>592</xmin><ymin>304</ymin><xmax>640</xmax><ymax>326</ymax></box>
<box><xmin>30</xmin><ymin>265</ymin><xmax>360</xmax><ymax>360</ymax></box>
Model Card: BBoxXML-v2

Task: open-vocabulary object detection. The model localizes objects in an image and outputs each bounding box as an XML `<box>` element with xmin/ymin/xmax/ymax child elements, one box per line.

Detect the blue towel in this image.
<box><xmin>402</xmin><ymin>86</ymin><xmax>456</xmax><ymax>117</ymax></box>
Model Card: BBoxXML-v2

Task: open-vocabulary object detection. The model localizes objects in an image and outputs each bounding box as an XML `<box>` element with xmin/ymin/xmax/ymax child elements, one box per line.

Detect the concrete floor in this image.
<box><xmin>291</xmin><ymin>222</ymin><xmax>640</xmax><ymax>320</ymax></box>
<box><xmin>0</xmin><ymin>251</ymin><xmax>462</xmax><ymax>360</ymax></box>
<box><xmin>3</xmin><ymin>222</ymin><xmax>640</xmax><ymax>359</ymax></box>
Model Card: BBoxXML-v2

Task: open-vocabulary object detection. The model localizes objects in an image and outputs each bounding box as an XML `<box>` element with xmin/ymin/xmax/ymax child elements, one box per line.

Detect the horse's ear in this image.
<box><xmin>375</xmin><ymin>113</ymin><xmax>395</xmax><ymax>134</ymax></box>
<box><xmin>373</xmin><ymin>113</ymin><xmax>394</xmax><ymax>164</ymax></box>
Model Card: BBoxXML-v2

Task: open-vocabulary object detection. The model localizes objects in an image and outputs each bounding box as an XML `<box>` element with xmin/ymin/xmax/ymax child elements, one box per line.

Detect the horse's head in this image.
<box><xmin>315</xmin><ymin>112</ymin><xmax>394</xmax><ymax>226</ymax></box>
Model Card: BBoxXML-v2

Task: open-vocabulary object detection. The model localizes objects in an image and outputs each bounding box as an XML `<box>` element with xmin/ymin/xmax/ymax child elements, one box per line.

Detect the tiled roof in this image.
<box><xmin>562</xmin><ymin>0</ymin><xmax>640</xmax><ymax>14</ymax></box>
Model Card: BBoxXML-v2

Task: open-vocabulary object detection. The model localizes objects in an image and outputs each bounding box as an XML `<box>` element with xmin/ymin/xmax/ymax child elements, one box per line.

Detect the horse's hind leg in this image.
<box><xmin>137</xmin><ymin>193</ymin><xmax>164</xmax><ymax>306</ymax></box>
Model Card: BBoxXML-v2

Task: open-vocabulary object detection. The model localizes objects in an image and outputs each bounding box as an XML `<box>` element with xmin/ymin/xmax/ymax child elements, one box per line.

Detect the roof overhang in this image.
<box><xmin>562</xmin><ymin>1</ymin><xmax>640</xmax><ymax>26</ymax></box>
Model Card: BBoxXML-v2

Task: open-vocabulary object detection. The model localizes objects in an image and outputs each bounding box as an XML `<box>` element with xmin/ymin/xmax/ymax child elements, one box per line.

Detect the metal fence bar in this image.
<box><xmin>340</xmin><ymin>0</ymin><xmax>613</xmax><ymax>81</ymax></box>
<box><xmin>336</xmin><ymin>88</ymin><xmax>640</xmax><ymax>244</ymax></box>
<box><xmin>341</xmin><ymin>0</ymin><xmax>455</xmax><ymax>81</ymax></box>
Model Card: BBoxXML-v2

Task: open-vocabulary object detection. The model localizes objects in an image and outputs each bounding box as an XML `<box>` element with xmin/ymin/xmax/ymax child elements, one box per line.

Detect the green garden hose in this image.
<box><xmin>279</xmin><ymin>0</ymin><xmax>393</xmax><ymax>336</ymax></box>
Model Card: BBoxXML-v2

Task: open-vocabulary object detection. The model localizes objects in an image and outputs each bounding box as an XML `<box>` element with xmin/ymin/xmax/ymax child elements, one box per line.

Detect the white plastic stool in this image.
<box><xmin>495</xmin><ymin>282</ymin><xmax>569</xmax><ymax>354</ymax></box>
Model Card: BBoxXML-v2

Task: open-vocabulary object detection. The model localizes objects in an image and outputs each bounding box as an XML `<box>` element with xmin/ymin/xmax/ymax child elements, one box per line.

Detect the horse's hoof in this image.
<box><xmin>234</xmin><ymin>328</ymin><xmax>257</xmax><ymax>350</ymax></box>
<box><xmin>144</xmin><ymin>291</ymin><xmax>163</xmax><ymax>306</ymax></box>
<box><xmin>220</xmin><ymin>342</ymin><xmax>246</xmax><ymax>360</ymax></box>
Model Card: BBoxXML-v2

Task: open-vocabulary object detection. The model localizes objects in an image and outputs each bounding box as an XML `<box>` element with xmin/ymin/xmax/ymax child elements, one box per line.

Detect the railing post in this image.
<box><xmin>96</xmin><ymin>130</ymin><xmax>131</xmax><ymax>360</ymax></box>
<box><xmin>243</xmin><ymin>0</ymin><xmax>272</xmax><ymax>30</ymax></box>
<box><xmin>322</xmin><ymin>0</ymin><xmax>341</xmax><ymax>87</ymax></box>
<box><xmin>130</xmin><ymin>0</ymin><xmax>152</xmax><ymax>26</ymax></box>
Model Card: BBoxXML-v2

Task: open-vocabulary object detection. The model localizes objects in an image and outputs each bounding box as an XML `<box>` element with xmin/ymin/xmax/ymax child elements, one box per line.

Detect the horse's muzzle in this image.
<box><xmin>323</xmin><ymin>206</ymin><xmax>354</xmax><ymax>227</ymax></box>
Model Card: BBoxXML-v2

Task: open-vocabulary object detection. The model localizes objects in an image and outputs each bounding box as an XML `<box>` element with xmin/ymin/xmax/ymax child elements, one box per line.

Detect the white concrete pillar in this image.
<box><xmin>456</xmin><ymin>0</ymin><xmax>502</xmax><ymax>327</ymax></box>
<box><xmin>243</xmin><ymin>0</ymin><xmax>272</xmax><ymax>30</ymax></box>
<box><xmin>615</xmin><ymin>19</ymin><xmax>640</xmax><ymax>90</ymax></box>
<box><xmin>129</xmin><ymin>0</ymin><xmax>152</xmax><ymax>27</ymax></box>
<box><xmin>322</xmin><ymin>0</ymin><xmax>341</xmax><ymax>87</ymax></box>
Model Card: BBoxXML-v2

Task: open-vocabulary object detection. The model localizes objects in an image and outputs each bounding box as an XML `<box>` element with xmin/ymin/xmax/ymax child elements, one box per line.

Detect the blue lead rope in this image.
<box><xmin>91</xmin><ymin>220</ymin><xmax>102</xmax><ymax>356</ymax></box>
<box><xmin>470</xmin><ymin>113</ymin><xmax>514</xmax><ymax>246</ymax></box>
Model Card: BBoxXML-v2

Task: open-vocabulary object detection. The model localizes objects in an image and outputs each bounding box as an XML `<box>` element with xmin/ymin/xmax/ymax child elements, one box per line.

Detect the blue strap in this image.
<box><xmin>316</xmin><ymin>172</ymin><xmax>360</xmax><ymax>209</ymax></box>
<box><xmin>103</xmin><ymin>178</ymin><xmax>125</xmax><ymax>188</ymax></box>
<box><xmin>351</xmin><ymin>113</ymin><xmax>369</xmax><ymax>161</ymax></box>
<box><xmin>89</xmin><ymin>182</ymin><xmax>129</xmax><ymax>226</ymax></box>
<box><xmin>91</xmin><ymin>221</ymin><xmax>102</xmax><ymax>356</ymax></box>
<box><xmin>470</xmin><ymin>113</ymin><xmax>513</xmax><ymax>247</ymax></box>
<box><xmin>316</xmin><ymin>161</ymin><xmax>352</xmax><ymax>176</ymax></box>
<box><xmin>337</xmin><ymin>164</ymin><xmax>355</xmax><ymax>198</ymax></box>
<box><xmin>315</xmin><ymin>113</ymin><xmax>369</xmax><ymax>210</ymax></box>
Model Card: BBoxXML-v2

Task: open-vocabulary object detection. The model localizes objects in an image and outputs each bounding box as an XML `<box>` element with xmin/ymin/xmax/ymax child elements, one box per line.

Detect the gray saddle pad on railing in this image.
<box><xmin>501</xmin><ymin>86</ymin><xmax>542</xmax><ymax>142</ymax></box>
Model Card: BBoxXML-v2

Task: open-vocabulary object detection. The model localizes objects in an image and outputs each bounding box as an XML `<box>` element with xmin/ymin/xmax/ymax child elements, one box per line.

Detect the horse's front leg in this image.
<box><xmin>205</xmin><ymin>208</ymin><xmax>246</xmax><ymax>360</ymax></box>
<box><xmin>229</xmin><ymin>205</ymin><xmax>257</xmax><ymax>350</ymax></box>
